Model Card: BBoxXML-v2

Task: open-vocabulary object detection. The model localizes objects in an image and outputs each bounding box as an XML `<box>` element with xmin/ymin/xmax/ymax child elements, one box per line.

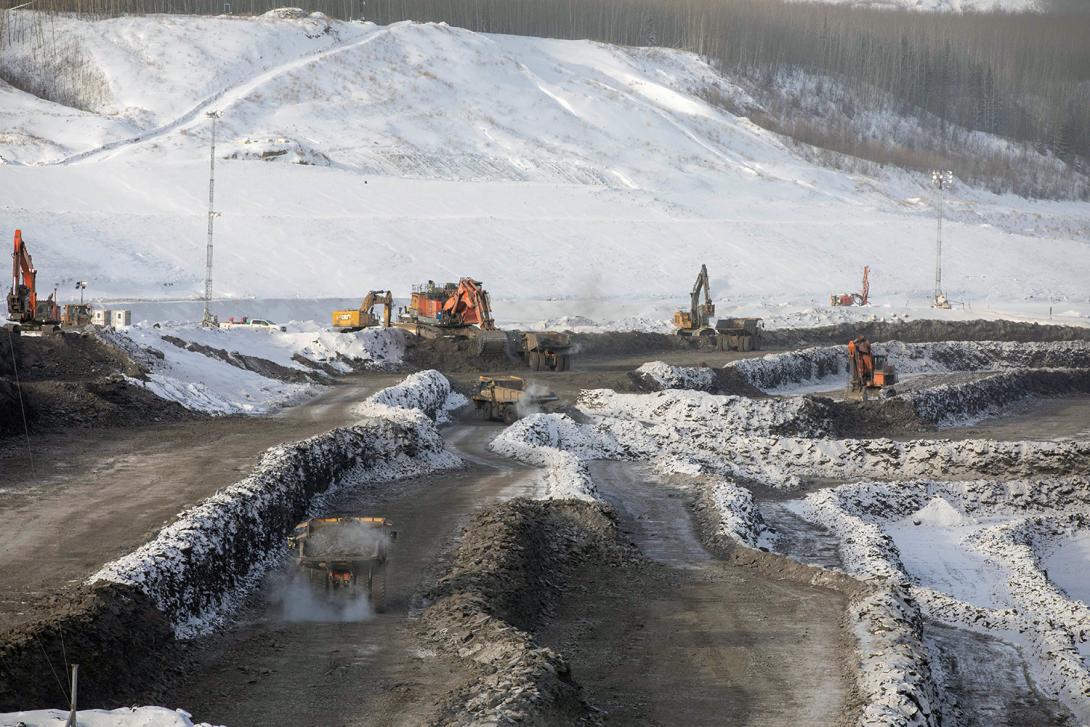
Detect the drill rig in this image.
<box><xmin>674</xmin><ymin>264</ymin><xmax>716</xmax><ymax>336</ymax></box>
<box><xmin>830</xmin><ymin>266</ymin><xmax>870</xmax><ymax>307</ymax></box>
<box><xmin>7</xmin><ymin>230</ymin><xmax>60</xmax><ymax>330</ymax></box>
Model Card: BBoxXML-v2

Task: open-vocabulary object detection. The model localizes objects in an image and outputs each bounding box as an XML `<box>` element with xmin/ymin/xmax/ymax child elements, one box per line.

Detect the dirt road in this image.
<box><xmin>167</xmin><ymin>421</ymin><xmax>535</xmax><ymax>727</ymax></box>
<box><xmin>0</xmin><ymin>373</ymin><xmax>403</xmax><ymax>629</ymax></box>
<box><xmin>536</xmin><ymin>461</ymin><xmax>853</xmax><ymax>726</ymax></box>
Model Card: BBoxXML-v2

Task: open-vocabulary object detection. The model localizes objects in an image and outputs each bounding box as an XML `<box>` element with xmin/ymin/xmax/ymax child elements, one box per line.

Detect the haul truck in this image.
<box><xmin>288</xmin><ymin>516</ymin><xmax>397</xmax><ymax>612</ymax></box>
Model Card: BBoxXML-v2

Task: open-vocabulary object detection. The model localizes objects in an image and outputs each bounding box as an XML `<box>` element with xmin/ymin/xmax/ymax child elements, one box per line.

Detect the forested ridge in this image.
<box><xmin>3</xmin><ymin>0</ymin><xmax>1088</xmax><ymax>197</ymax></box>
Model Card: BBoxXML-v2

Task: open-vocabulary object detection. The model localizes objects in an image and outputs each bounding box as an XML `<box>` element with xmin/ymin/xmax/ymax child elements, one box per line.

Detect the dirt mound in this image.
<box><xmin>18</xmin><ymin>378</ymin><xmax>196</xmax><ymax>430</ymax></box>
<box><xmin>765</xmin><ymin>319</ymin><xmax>1090</xmax><ymax>349</ymax></box>
<box><xmin>0</xmin><ymin>330</ymin><xmax>197</xmax><ymax>437</ymax></box>
<box><xmin>0</xmin><ymin>582</ymin><xmax>181</xmax><ymax>711</ymax></box>
<box><xmin>572</xmin><ymin>331</ymin><xmax>714</xmax><ymax>357</ymax></box>
<box><xmin>402</xmin><ymin>334</ymin><xmax>516</xmax><ymax>373</ymax></box>
<box><xmin>0</xmin><ymin>330</ymin><xmax>140</xmax><ymax>381</ymax></box>
<box><xmin>0</xmin><ymin>380</ymin><xmax>34</xmax><ymax>435</ymax></box>
<box><xmin>423</xmin><ymin>498</ymin><xmax>633</xmax><ymax>725</ymax></box>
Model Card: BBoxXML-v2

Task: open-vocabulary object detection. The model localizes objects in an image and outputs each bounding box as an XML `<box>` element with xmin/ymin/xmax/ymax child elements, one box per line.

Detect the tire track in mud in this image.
<box><xmin>535</xmin><ymin>460</ymin><xmax>854</xmax><ymax>726</ymax></box>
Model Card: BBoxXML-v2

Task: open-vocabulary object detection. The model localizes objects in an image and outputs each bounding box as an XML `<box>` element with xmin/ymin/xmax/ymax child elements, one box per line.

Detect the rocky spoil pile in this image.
<box><xmin>422</xmin><ymin>498</ymin><xmax>632</xmax><ymax>726</ymax></box>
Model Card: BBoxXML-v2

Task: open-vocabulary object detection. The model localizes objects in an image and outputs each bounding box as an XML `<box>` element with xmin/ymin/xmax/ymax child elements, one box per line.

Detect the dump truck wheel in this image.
<box><xmin>558</xmin><ymin>354</ymin><xmax>570</xmax><ymax>372</ymax></box>
<box><xmin>371</xmin><ymin>563</ymin><xmax>387</xmax><ymax>613</ymax></box>
<box><xmin>502</xmin><ymin>405</ymin><xmax>518</xmax><ymax>425</ymax></box>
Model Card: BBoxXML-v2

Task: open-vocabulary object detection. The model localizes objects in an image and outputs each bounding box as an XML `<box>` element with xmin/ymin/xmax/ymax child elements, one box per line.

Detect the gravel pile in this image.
<box><xmin>422</xmin><ymin>499</ymin><xmax>629</xmax><ymax>726</ymax></box>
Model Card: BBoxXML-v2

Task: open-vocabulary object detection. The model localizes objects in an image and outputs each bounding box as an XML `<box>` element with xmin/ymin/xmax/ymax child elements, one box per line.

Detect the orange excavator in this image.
<box><xmin>847</xmin><ymin>335</ymin><xmax>896</xmax><ymax>400</ymax></box>
<box><xmin>7</xmin><ymin>229</ymin><xmax>60</xmax><ymax>330</ymax></box>
<box><xmin>396</xmin><ymin>277</ymin><xmax>573</xmax><ymax>370</ymax></box>
<box><xmin>398</xmin><ymin>278</ymin><xmax>496</xmax><ymax>331</ymax></box>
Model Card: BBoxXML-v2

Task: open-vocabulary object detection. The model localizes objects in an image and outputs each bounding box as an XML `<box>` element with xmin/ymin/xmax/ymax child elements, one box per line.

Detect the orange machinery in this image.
<box><xmin>402</xmin><ymin>278</ymin><xmax>495</xmax><ymax>330</ymax></box>
<box><xmin>847</xmin><ymin>335</ymin><xmax>895</xmax><ymax>399</ymax></box>
<box><xmin>7</xmin><ymin>229</ymin><xmax>60</xmax><ymax>328</ymax></box>
<box><xmin>831</xmin><ymin>266</ymin><xmax>870</xmax><ymax>307</ymax></box>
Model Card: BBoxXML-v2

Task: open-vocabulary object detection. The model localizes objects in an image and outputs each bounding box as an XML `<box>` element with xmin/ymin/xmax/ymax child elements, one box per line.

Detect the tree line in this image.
<box><xmin>4</xmin><ymin>0</ymin><xmax>1088</xmax><ymax>182</ymax></box>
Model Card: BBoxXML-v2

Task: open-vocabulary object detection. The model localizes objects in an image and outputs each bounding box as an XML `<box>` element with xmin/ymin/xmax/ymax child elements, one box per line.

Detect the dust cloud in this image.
<box><xmin>272</xmin><ymin>520</ymin><xmax>392</xmax><ymax>623</ymax></box>
<box><xmin>273</xmin><ymin>571</ymin><xmax>374</xmax><ymax>623</ymax></box>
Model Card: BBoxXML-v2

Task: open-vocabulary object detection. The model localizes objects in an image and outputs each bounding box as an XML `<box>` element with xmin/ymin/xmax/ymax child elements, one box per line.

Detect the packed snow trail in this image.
<box><xmin>54</xmin><ymin>26</ymin><xmax>391</xmax><ymax>166</ymax></box>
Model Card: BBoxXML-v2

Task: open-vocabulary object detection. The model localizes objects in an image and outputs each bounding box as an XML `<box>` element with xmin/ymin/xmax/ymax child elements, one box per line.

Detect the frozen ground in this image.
<box><xmin>0</xmin><ymin>708</ymin><xmax>214</xmax><ymax>727</ymax></box>
<box><xmin>1</xmin><ymin>13</ymin><xmax>1087</xmax><ymax>330</ymax></box>
<box><xmin>110</xmin><ymin>322</ymin><xmax>404</xmax><ymax>415</ymax></box>
<box><xmin>490</xmin><ymin>338</ymin><xmax>1090</xmax><ymax>724</ymax></box>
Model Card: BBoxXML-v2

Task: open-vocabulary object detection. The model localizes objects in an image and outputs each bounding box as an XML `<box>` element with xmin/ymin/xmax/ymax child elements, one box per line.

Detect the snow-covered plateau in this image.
<box><xmin>0</xmin><ymin>12</ymin><xmax>1087</xmax><ymax>331</ymax></box>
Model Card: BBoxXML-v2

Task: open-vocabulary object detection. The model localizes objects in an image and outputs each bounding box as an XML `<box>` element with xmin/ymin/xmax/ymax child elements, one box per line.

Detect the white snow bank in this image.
<box><xmin>90</xmin><ymin>372</ymin><xmax>461</xmax><ymax>636</ymax></box>
<box><xmin>0</xmin><ymin>707</ymin><xmax>214</xmax><ymax>727</ymax></box>
<box><xmin>901</xmin><ymin>367</ymin><xmax>1090</xmax><ymax>426</ymax></box>
<box><xmin>106</xmin><ymin>322</ymin><xmax>406</xmax><ymax>416</ymax></box>
<box><xmin>489</xmin><ymin>414</ymin><xmax>606</xmax><ymax>501</ymax></box>
<box><xmin>633</xmin><ymin>361</ymin><xmax>717</xmax><ymax>391</ymax></box>
<box><xmin>354</xmin><ymin>369</ymin><xmax>467</xmax><ymax>423</ymax></box>
<box><xmin>798</xmin><ymin>477</ymin><xmax>1090</xmax><ymax>722</ymax></box>
<box><xmin>705</xmin><ymin>480</ymin><xmax>773</xmax><ymax>549</ymax></box>
<box><xmin>143</xmin><ymin>322</ymin><xmax>405</xmax><ymax>373</ymax></box>
<box><xmin>578</xmin><ymin>387</ymin><xmax>833</xmax><ymax>439</ymax></box>
<box><xmin>115</xmin><ymin>325</ymin><xmax>313</xmax><ymax>415</ymax></box>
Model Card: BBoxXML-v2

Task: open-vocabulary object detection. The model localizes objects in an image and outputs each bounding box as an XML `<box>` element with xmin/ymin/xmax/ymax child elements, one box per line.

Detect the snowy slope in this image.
<box><xmin>0</xmin><ymin>13</ymin><xmax>1086</xmax><ymax>327</ymax></box>
<box><xmin>787</xmin><ymin>0</ymin><xmax>1042</xmax><ymax>11</ymax></box>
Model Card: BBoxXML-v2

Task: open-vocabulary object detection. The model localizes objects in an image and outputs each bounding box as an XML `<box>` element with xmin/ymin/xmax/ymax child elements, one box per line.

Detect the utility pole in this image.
<box><xmin>76</xmin><ymin>281</ymin><xmax>87</xmax><ymax>305</ymax></box>
<box><xmin>203</xmin><ymin>111</ymin><xmax>220</xmax><ymax>327</ymax></box>
<box><xmin>64</xmin><ymin>664</ymin><xmax>78</xmax><ymax>727</ymax></box>
<box><xmin>931</xmin><ymin>170</ymin><xmax>954</xmax><ymax>309</ymax></box>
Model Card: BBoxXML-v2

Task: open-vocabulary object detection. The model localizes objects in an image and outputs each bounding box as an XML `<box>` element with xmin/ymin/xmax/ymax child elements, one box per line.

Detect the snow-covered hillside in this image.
<box><xmin>0</xmin><ymin>12</ymin><xmax>1086</xmax><ymax>328</ymax></box>
<box><xmin>787</xmin><ymin>0</ymin><xmax>1042</xmax><ymax>11</ymax></box>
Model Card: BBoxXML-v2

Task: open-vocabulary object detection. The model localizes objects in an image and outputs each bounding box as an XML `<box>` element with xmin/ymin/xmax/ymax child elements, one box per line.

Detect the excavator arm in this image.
<box><xmin>689</xmin><ymin>264</ymin><xmax>714</xmax><ymax>328</ymax></box>
<box><xmin>442</xmin><ymin>279</ymin><xmax>495</xmax><ymax>330</ymax></box>
<box><xmin>8</xmin><ymin>229</ymin><xmax>40</xmax><ymax>323</ymax></box>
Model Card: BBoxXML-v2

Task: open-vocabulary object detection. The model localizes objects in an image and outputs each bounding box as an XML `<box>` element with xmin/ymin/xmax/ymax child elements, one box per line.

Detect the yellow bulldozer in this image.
<box><xmin>332</xmin><ymin>290</ymin><xmax>392</xmax><ymax>331</ymax></box>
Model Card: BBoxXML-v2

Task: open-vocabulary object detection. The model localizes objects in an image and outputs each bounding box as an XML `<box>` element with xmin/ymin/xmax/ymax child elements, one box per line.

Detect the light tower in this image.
<box><xmin>202</xmin><ymin>111</ymin><xmax>221</xmax><ymax>327</ymax></box>
<box><xmin>931</xmin><ymin>170</ymin><xmax>954</xmax><ymax>309</ymax></box>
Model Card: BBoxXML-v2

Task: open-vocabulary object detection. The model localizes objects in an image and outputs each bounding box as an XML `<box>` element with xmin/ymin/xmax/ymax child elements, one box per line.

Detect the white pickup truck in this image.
<box><xmin>221</xmin><ymin>316</ymin><xmax>286</xmax><ymax>332</ymax></box>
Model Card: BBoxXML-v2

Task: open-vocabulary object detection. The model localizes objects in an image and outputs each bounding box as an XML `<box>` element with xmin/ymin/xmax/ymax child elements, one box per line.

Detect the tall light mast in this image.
<box><xmin>931</xmin><ymin>170</ymin><xmax>954</xmax><ymax>309</ymax></box>
<box><xmin>202</xmin><ymin>111</ymin><xmax>221</xmax><ymax>327</ymax></box>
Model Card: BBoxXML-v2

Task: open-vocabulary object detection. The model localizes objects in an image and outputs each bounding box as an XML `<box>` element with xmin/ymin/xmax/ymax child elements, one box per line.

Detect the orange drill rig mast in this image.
<box><xmin>7</xmin><ymin>229</ymin><xmax>60</xmax><ymax>327</ymax></box>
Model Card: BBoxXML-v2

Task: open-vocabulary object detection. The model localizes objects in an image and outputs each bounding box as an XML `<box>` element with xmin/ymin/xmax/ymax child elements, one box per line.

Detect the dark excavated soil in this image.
<box><xmin>0</xmin><ymin>583</ymin><xmax>182</xmax><ymax>711</ymax></box>
<box><xmin>0</xmin><ymin>329</ymin><xmax>197</xmax><ymax>436</ymax></box>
